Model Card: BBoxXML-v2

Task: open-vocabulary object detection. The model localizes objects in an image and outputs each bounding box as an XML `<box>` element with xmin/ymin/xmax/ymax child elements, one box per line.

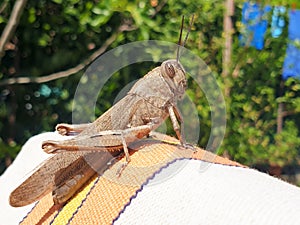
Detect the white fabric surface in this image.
<box><xmin>0</xmin><ymin>132</ymin><xmax>71</xmax><ymax>225</ymax></box>
<box><xmin>115</xmin><ymin>159</ymin><xmax>300</xmax><ymax>225</ymax></box>
<box><xmin>1</xmin><ymin>133</ymin><xmax>300</xmax><ymax>225</ymax></box>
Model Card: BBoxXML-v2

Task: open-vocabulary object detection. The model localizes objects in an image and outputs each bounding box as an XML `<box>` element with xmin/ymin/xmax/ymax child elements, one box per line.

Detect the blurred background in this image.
<box><xmin>1</xmin><ymin>0</ymin><xmax>300</xmax><ymax>184</ymax></box>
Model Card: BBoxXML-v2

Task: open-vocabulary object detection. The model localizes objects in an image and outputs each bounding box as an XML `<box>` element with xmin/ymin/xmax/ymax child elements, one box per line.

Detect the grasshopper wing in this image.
<box><xmin>9</xmin><ymin>152</ymin><xmax>86</xmax><ymax>207</ymax></box>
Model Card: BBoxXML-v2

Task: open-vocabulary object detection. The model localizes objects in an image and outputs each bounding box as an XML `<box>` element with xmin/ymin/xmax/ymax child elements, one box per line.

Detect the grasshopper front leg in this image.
<box><xmin>168</xmin><ymin>105</ymin><xmax>186</xmax><ymax>145</ymax></box>
<box><xmin>168</xmin><ymin>105</ymin><xmax>195</xmax><ymax>150</ymax></box>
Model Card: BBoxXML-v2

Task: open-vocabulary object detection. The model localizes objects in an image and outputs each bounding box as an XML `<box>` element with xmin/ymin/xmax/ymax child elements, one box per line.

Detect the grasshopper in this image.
<box><xmin>9</xmin><ymin>15</ymin><xmax>195</xmax><ymax>207</ymax></box>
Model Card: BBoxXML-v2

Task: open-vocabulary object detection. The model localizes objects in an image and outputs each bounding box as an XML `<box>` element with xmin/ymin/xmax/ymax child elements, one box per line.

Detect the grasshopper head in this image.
<box><xmin>161</xmin><ymin>59</ymin><xmax>187</xmax><ymax>100</ymax></box>
<box><xmin>159</xmin><ymin>15</ymin><xmax>194</xmax><ymax>101</ymax></box>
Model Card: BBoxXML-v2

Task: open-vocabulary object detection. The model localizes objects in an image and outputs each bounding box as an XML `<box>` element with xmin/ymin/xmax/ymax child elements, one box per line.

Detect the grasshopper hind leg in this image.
<box><xmin>55</xmin><ymin>123</ymin><xmax>91</xmax><ymax>136</ymax></box>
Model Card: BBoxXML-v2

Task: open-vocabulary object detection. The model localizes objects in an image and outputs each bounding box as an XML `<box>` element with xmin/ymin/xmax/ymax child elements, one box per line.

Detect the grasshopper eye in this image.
<box><xmin>165</xmin><ymin>63</ymin><xmax>176</xmax><ymax>78</ymax></box>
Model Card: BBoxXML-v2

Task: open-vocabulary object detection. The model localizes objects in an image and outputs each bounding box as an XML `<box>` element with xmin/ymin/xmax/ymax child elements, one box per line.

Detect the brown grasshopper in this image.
<box><xmin>9</xmin><ymin>15</ymin><xmax>195</xmax><ymax>207</ymax></box>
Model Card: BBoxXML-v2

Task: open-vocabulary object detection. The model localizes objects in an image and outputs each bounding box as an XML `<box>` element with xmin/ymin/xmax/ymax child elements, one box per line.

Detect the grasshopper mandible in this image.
<box><xmin>9</xmin><ymin>15</ymin><xmax>195</xmax><ymax>207</ymax></box>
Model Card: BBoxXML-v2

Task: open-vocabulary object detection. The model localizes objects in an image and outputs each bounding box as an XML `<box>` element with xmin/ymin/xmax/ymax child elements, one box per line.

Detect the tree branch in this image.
<box><xmin>282</xmin><ymin>110</ymin><xmax>298</xmax><ymax>117</ymax></box>
<box><xmin>0</xmin><ymin>0</ymin><xmax>27</xmax><ymax>60</ymax></box>
<box><xmin>0</xmin><ymin>24</ymin><xmax>136</xmax><ymax>86</ymax></box>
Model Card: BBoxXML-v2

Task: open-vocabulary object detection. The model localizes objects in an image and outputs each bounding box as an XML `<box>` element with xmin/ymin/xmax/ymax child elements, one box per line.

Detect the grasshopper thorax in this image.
<box><xmin>161</xmin><ymin>59</ymin><xmax>187</xmax><ymax>100</ymax></box>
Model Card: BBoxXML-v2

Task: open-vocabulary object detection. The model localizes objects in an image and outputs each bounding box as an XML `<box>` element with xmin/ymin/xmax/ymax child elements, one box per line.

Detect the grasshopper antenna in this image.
<box><xmin>176</xmin><ymin>14</ymin><xmax>195</xmax><ymax>62</ymax></box>
<box><xmin>176</xmin><ymin>15</ymin><xmax>185</xmax><ymax>63</ymax></box>
<box><xmin>183</xmin><ymin>14</ymin><xmax>195</xmax><ymax>47</ymax></box>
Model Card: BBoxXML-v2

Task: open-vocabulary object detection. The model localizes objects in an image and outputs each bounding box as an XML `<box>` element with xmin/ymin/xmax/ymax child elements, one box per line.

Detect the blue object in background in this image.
<box><xmin>271</xmin><ymin>6</ymin><xmax>286</xmax><ymax>38</ymax></box>
<box><xmin>240</xmin><ymin>2</ymin><xmax>272</xmax><ymax>50</ymax></box>
<box><xmin>282</xmin><ymin>10</ymin><xmax>300</xmax><ymax>80</ymax></box>
<box><xmin>287</xmin><ymin>9</ymin><xmax>300</xmax><ymax>40</ymax></box>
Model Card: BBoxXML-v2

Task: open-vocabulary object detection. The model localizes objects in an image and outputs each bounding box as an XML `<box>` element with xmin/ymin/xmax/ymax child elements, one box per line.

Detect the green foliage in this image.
<box><xmin>269</xmin><ymin>120</ymin><xmax>300</xmax><ymax>167</ymax></box>
<box><xmin>0</xmin><ymin>0</ymin><xmax>300</xmax><ymax>175</ymax></box>
<box><xmin>222</xmin><ymin>1</ymin><xmax>300</xmax><ymax>167</ymax></box>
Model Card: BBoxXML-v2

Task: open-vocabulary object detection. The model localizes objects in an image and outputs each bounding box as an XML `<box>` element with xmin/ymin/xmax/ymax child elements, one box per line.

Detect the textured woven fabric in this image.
<box><xmin>4</xmin><ymin>133</ymin><xmax>300</xmax><ymax>224</ymax></box>
<box><xmin>115</xmin><ymin>160</ymin><xmax>300</xmax><ymax>225</ymax></box>
<box><xmin>0</xmin><ymin>132</ymin><xmax>73</xmax><ymax>225</ymax></box>
<box><xmin>19</xmin><ymin>136</ymin><xmax>242</xmax><ymax>225</ymax></box>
